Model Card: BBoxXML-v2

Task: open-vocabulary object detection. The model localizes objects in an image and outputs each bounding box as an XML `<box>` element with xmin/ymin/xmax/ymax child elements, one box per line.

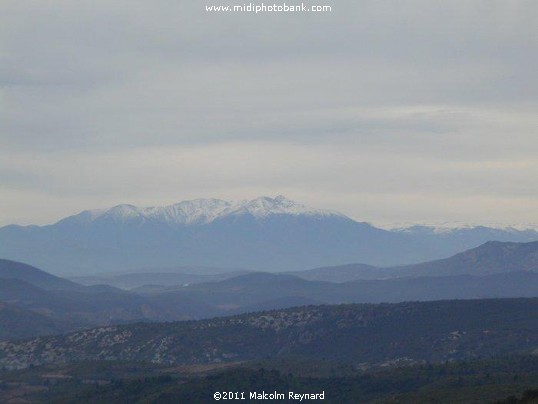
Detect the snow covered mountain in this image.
<box><xmin>58</xmin><ymin>196</ymin><xmax>344</xmax><ymax>227</ymax></box>
<box><xmin>1</xmin><ymin>196</ymin><xmax>537</xmax><ymax>275</ymax></box>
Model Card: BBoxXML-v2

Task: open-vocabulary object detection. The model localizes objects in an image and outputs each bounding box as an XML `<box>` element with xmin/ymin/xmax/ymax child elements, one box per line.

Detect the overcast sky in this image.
<box><xmin>1</xmin><ymin>1</ymin><xmax>537</xmax><ymax>227</ymax></box>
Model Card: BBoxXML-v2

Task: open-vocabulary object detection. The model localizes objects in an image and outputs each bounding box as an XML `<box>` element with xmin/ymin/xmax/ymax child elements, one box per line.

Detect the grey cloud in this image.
<box><xmin>0</xmin><ymin>0</ymin><xmax>537</xmax><ymax>226</ymax></box>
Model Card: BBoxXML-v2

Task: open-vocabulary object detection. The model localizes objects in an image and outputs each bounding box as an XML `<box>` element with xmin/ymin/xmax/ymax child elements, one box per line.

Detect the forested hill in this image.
<box><xmin>1</xmin><ymin>298</ymin><xmax>537</xmax><ymax>371</ymax></box>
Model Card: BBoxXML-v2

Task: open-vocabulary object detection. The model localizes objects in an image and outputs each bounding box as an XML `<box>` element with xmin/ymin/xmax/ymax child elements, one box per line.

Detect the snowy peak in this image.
<box><xmin>161</xmin><ymin>198</ymin><xmax>233</xmax><ymax>225</ymax></box>
<box><xmin>103</xmin><ymin>205</ymin><xmax>145</xmax><ymax>221</ymax></box>
<box><xmin>231</xmin><ymin>195</ymin><xmax>342</xmax><ymax>219</ymax></box>
<box><xmin>59</xmin><ymin>196</ymin><xmax>347</xmax><ymax>227</ymax></box>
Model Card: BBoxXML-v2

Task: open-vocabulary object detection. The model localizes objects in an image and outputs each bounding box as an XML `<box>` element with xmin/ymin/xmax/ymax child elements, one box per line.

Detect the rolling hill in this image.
<box><xmin>1</xmin><ymin>298</ymin><xmax>536</xmax><ymax>370</ymax></box>
<box><xmin>2</xmin><ymin>239</ymin><xmax>538</xmax><ymax>334</ymax></box>
<box><xmin>0</xmin><ymin>259</ymin><xmax>220</xmax><ymax>334</ymax></box>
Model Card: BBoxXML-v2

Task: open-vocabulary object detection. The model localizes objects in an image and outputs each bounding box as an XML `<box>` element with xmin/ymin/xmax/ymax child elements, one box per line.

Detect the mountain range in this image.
<box><xmin>1</xmin><ymin>196</ymin><xmax>537</xmax><ymax>275</ymax></box>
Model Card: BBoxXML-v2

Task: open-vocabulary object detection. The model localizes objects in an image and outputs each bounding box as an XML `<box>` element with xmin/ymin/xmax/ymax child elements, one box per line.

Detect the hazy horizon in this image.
<box><xmin>2</xmin><ymin>194</ymin><xmax>538</xmax><ymax>231</ymax></box>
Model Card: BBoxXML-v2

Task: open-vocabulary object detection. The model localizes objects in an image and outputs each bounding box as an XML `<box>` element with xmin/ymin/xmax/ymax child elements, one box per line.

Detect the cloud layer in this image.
<box><xmin>1</xmin><ymin>1</ymin><xmax>537</xmax><ymax>226</ymax></box>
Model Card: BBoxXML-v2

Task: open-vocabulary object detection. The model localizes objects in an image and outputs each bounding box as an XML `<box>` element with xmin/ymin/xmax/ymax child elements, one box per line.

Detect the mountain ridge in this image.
<box><xmin>1</xmin><ymin>196</ymin><xmax>538</xmax><ymax>274</ymax></box>
<box><xmin>290</xmin><ymin>240</ymin><xmax>538</xmax><ymax>282</ymax></box>
<box><xmin>53</xmin><ymin>195</ymin><xmax>347</xmax><ymax>227</ymax></box>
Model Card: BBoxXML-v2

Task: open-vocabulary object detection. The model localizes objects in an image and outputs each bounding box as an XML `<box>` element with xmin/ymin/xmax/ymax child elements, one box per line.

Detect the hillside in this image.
<box><xmin>0</xmin><ymin>259</ymin><xmax>80</xmax><ymax>290</ymax></box>
<box><xmin>291</xmin><ymin>240</ymin><xmax>538</xmax><ymax>282</ymax></box>
<box><xmin>1</xmin><ymin>298</ymin><xmax>536</xmax><ymax>370</ymax></box>
<box><xmin>0</xmin><ymin>303</ymin><xmax>64</xmax><ymax>340</ymax></box>
<box><xmin>392</xmin><ymin>240</ymin><xmax>538</xmax><ymax>277</ymax></box>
